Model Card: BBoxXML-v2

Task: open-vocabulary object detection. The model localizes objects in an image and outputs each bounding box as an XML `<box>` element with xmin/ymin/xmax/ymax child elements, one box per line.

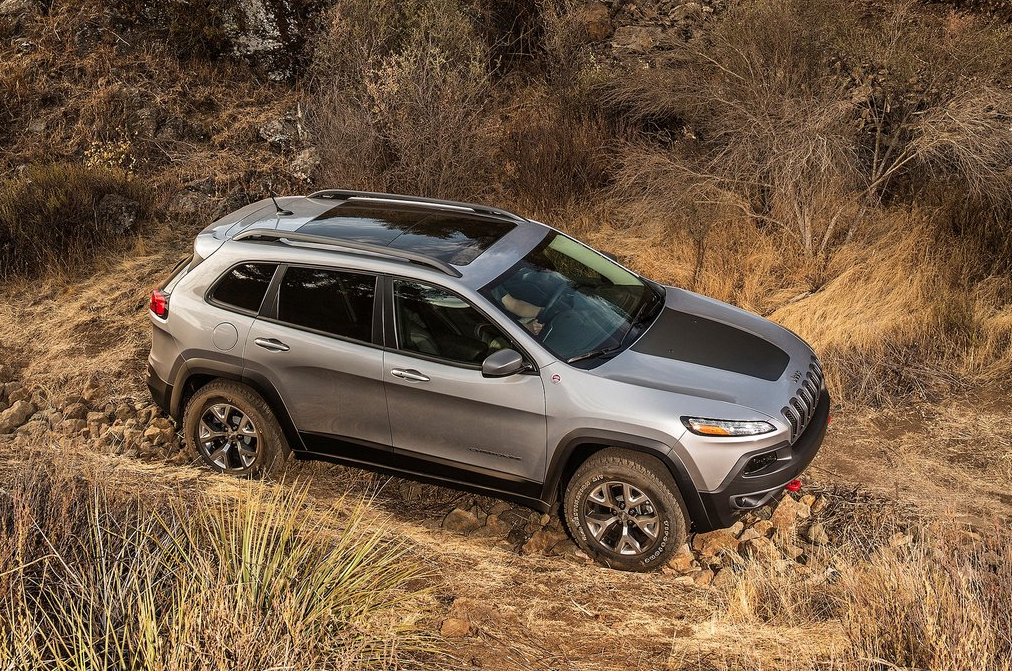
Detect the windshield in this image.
<box><xmin>481</xmin><ymin>233</ymin><xmax>663</xmax><ymax>364</ymax></box>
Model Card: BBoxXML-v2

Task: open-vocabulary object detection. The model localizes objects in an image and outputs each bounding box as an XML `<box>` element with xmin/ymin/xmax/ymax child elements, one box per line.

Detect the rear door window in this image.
<box><xmin>277</xmin><ymin>266</ymin><xmax>376</xmax><ymax>343</ymax></box>
<box><xmin>209</xmin><ymin>263</ymin><xmax>278</xmax><ymax>314</ymax></box>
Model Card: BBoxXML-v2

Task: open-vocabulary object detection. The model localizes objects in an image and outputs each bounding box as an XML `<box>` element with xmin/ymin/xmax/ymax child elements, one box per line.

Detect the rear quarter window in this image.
<box><xmin>208</xmin><ymin>263</ymin><xmax>278</xmax><ymax>314</ymax></box>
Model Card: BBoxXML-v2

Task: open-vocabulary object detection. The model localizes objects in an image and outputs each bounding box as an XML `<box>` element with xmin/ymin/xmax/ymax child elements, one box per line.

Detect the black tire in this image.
<box><xmin>563</xmin><ymin>448</ymin><xmax>687</xmax><ymax>572</ymax></box>
<box><xmin>182</xmin><ymin>379</ymin><xmax>291</xmax><ymax>478</ymax></box>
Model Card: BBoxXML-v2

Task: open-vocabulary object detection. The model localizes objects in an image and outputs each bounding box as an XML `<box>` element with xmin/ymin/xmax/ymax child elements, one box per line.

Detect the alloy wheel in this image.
<box><xmin>198</xmin><ymin>402</ymin><xmax>260</xmax><ymax>472</ymax></box>
<box><xmin>582</xmin><ymin>480</ymin><xmax>660</xmax><ymax>556</ymax></box>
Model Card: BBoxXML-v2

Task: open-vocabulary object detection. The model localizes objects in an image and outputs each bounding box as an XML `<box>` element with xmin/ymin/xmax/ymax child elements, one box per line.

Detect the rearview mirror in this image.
<box><xmin>481</xmin><ymin>348</ymin><xmax>526</xmax><ymax>378</ymax></box>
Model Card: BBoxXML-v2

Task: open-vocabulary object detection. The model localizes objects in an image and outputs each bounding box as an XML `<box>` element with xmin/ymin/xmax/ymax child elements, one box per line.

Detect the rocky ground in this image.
<box><xmin>0</xmin><ymin>358</ymin><xmax>895</xmax><ymax>602</ymax></box>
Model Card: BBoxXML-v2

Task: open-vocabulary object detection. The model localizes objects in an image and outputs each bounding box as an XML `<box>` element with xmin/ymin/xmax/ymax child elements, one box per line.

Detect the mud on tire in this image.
<box><xmin>563</xmin><ymin>448</ymin><xmax>687</xmax><ymax>572</ymax></box>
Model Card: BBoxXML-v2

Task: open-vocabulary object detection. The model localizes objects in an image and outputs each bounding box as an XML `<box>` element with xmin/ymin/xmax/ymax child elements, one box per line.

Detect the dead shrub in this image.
<box><xmin>0</xmin><ymin>164</ymin><xmax>153</xmax><ymax>281</ymax></box>
<box><xmin>501</xmin><ymin>90</ymin><xmax>614</xmax><ymax>213</ymax></box>
<box><xmin>841</xmin><ymin>525</ymin><xmax>1012</xmax><ymax>671</ymax></box>
<box><xmin>313</xmin><ymin>0</ymin><xmax>501</xmax><ymax>200</ymax></box>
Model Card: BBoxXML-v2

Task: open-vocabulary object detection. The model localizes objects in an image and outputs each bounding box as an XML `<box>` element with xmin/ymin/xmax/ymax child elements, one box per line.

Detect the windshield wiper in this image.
<box><xmin>566</xmin><ymin>346</ymin><xmax>622</xmax><ymax>364</ymax></box>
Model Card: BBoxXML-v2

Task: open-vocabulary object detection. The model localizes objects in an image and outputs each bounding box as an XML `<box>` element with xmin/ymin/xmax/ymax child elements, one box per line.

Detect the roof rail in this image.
<box><xmin>232</xmin><ymin>228</ymin><xmax>463</xmax><ymax>278</ymax></box>
<box><xmin>306</xmin><ymin>189</ymin><xmax>527</xmax><ymax>223</ymax></box>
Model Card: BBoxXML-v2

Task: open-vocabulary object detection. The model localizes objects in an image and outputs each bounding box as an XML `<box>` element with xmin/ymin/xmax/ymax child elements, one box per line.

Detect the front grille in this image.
<box><xmin>781</xmin><ymin>357</ymin><xmax>824</xmax><ymax>443</ymax></box>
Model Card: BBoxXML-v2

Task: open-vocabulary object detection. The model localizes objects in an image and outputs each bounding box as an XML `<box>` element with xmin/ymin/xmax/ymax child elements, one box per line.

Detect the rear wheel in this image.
<box><xmin>563</xmin><ymin>448</ymin><xmax>687</xmax><ymax>571</ymax></box>
<box><xmin>182</xmin><ymin>380</ymin><xmax>291</xmax><ymax>478</ymax></box>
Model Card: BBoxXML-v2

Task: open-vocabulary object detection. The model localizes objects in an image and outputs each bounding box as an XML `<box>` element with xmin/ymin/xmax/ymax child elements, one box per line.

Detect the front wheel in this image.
<box><xmin>182</xmin><ymin>379</ymin><xmax>291</xmax><ymax>478</ymax></box>
<box><xmin>563</xmin><ymin>448</ymin><xmax>687</xmax><ymax>571</ymax></box>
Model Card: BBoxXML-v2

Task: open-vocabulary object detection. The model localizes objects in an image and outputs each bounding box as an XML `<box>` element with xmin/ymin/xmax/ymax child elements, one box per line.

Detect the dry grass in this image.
<box><xmin>0</xmin><ymin>164</ymin><xmax>153</xmax><ymax>280</ymax></box>
<box><xmin>0</xmin><ymin>449</ymin><xmax>433</xmax><ymax>670</ymax></box>
<box><xmin>841</xmin><ymin>525</ymin><xmax>1012</xmax><ymax>671</ymax></box>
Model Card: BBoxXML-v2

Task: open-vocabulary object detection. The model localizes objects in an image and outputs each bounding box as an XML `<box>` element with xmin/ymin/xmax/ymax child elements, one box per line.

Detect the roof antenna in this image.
<box><xmin>269</xmin><ymin>186</ymin><xmax>293</xmax><ymax>216</ymax></box>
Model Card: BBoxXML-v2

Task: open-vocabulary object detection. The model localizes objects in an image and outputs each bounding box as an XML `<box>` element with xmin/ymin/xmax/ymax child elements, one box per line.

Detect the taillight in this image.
<box><xmin>150</xmin><ymin>290</ymin><xmax>169</xmax><ymax>318</ymax></box>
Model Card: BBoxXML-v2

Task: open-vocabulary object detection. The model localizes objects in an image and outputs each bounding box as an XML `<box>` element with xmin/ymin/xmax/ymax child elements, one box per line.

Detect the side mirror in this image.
<box><xmin>481</xmin><ymin>348</ymin><xmax>526</xmax><ymax>378</ymax></box>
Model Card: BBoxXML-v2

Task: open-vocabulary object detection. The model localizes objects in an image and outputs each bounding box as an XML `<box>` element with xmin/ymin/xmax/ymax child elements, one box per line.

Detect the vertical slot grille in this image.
<box><xmin>781</xmin><ymin>357</ymin><xmax>824</xmax><ymax>443</ymax></box>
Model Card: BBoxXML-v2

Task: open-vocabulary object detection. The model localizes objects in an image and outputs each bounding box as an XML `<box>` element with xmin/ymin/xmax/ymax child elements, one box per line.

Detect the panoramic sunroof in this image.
<box><xmin>297</xmin><ymin>203</ymin><xmax>516</xmax><ymax>266</ymax></box>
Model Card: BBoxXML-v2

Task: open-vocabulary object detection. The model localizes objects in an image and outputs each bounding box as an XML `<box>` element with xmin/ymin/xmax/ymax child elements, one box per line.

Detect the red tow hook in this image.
<box><xmin>785</xmin><ymin>479</ymin><xmax>802</xmax><ymax>493</ymax></box>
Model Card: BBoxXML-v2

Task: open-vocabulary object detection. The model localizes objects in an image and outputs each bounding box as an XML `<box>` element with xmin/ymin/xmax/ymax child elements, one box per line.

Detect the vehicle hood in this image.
<box><xmin>593</xmin><ymin>286</ymin><xmax>819</xmax><ymax>420</ymax></box>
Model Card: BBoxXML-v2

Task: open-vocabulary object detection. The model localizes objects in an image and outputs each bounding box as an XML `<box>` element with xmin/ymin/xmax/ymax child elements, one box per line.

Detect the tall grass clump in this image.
<box><xmin>0</xmin><ymin>456</ymin><xmax>431</xmax><ymax>670</ymax></box>
<box><xmin>0</xmin><ymin>163</ymin><xmax>152</xmax><ymax>281</ymax></box>
<box><xmin>841</xmin><ymin>525</ymin><xmax>1012</xmax><ymax>671</ymax></box>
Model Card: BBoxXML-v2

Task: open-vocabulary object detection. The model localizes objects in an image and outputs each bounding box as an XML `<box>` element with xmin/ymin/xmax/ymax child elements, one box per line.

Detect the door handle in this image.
<box><xmin>391</xmin><ymin>368</ymin><xmax>430</xmax><ymax>382</ymax></box>
<box><xmin>254</xmin><ymin>337</ymin><xmax>290</xmax><ymax>352</ymax></box>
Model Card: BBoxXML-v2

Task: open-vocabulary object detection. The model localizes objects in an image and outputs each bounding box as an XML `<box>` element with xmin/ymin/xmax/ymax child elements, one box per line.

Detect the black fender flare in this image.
<box><xmin>541</xmin><ymin>429</ymin><xmax>712</xmax><ymax>532</ymax></box>
<box><xmin>169</xmin><ymin>361</ymin><xmax>305</xmax><ymax>452</ymax></box>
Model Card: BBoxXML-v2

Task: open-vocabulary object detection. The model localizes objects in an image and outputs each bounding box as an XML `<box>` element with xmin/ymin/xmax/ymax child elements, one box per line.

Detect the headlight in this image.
<box><xmin>681</xmin><ymin>417</ymin><xmax>776</xmax><ymax>437</ymax></box>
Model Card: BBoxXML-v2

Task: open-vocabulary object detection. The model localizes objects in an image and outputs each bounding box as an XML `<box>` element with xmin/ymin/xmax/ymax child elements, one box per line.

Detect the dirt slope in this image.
<box><xmin>2</xmin><ymin>249</ymin><xmax>1009</xmax><ymax>669</ymax></box>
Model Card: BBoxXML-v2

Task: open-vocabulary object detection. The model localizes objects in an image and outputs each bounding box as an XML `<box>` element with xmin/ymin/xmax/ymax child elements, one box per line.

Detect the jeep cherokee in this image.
<box><xmin>147</xmin><ymin>190</ymin><xmax>830</xmax><ymax>571</ymax></box>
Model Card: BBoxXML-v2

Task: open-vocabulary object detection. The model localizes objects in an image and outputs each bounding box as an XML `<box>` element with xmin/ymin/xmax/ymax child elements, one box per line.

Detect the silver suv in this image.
<box><xmin>147</xmin><ymin>190</ymin><xmax>830</xmax><ymax>571</ymax></box>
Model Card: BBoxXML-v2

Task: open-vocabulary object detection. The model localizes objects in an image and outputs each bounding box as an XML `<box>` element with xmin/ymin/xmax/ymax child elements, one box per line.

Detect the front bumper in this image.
<box><xmin>694</xmin><ymin>390</ymin><xmax>830</xmax><ymax>531</ymax></box>
<box><xmin>146</xmin><ymin>362</ymin><xmax>173</xmax><ymax>416</ymax></box>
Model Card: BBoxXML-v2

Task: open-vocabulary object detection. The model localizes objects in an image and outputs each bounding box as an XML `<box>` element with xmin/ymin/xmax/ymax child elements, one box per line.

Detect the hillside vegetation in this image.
<box><xmin>1</xmin><ymin>0</ymin><xmax>1012</xmax><ymax>669</ymax></box>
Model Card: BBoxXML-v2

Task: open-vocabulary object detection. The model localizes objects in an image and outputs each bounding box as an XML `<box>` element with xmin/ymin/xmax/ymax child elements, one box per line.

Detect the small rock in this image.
<box><xmin>550</xmin><ymin>539</ymin><xmax>581</xmax><ymax>558</ymax></box>
<box><xmin>288</xmin><ymin>147</ymin><xmax>319</xmax><ymax>181</ymax></box>
<box><xmin>692</xmin><ymin>529</ymin><xmax>739</xmax><ymax>557</ymax></box>
<box><xmin>471</xmin><ymin>513</ymin><xmax>512</xmax><ymax>538</ymax></box>
<box><xmin>0</xmin><ymin>364</ymin><xmax>13</xmax><ymax>383</ymax></box>
<box><xmin>610</xmin><ymin>26</ymin><xmax>663</xmax><ymax>54</ymax></box>
<box><xmin>142</xmin><ymin>425</ymin><xmax>163</xmax><ymax>443</ymax></box>
<box><xmin>728</xmin><ymin>520</ymin><xmax>745</xmax><ymax>536</ymax></box>
<box><xmin>711</xmin><ymin>568</ymin><xmax>736</xmax><ymax>588</ymax></box>
<box><xmin>739</xmin><ymin>536</ymin><xmax>777</xmax><ymax>560</ymax></box>
<box><xmin>781</xmin><ymin>544</ymin><xmax>805</xmax><ymax>560</ymax></box>
<box><xmin>805</xmin><ymin>523</ymin><xmax>829</xmax><ymax>546</ymax></box>
<box><xmin>7</xmin><ymin>387</ymin><xmax>29</xmax><ymax>404</ymax></box>
<box><xmin>752</xmin><ymin>520</ymin><xmax>774</xmax><ymax>537</ymax></box>
<box><xmin>770</xmin><ymin>495</ymin><xmax>809</xmax><ymax>538</ymax></box>
<box><xmin>440</xmin><ymin>617</ymin><xmax>471</xmax><ymax>638</ymax></box>
<box><xmin>521</xmin><ymin>528</ymin><xmax>568</xmax><ymax>555</ymax></box>
<box><xmin>576</xmin><ymin>2</ymin><xmax>612</xmax><ymax>42</ymax></box>
<box><xmin>87</xmin><ymin>411</ymin><xmax>110</xmax><ymax>425</ymax></box>
<box><xmin>810</xmin><ymin>495</ymin><xmax>829</xmax><ymax>514</ymax></box>
<box><xmin>114</xmin><ymin>403</ymin><xmax>135</xmax><ymax>423</ymax></box>
<box><xmin>259</xmin><ymin>118</ymin><xmax>295</xmax><ymax>147</ymax></box>
<box><xmin>692</xmin><ymin>568</ymin><xmax>715</xmax><ymax>587</ymax></box>
<box><xmin>168</xmin><ymin>190</ymin><xmax>222</xmax><ymax>215</ymax></box>
<box><xmin>63</xmin><ymin>403</ymin><xmax>88</xmax><ymax>420</ymax></box>
<box><xmin>97</xmin><ymin>194</ymin><xmax>141</xmax><ymax>235</ymax></box>
<box><xmin>0</xmin><ymin>400</ymin><xmax>36</xmax><ymax>433</ymax></box>
<box><xmin>738</xmin><ymin>527</ymin><xmax>761</xmax><ymax>543</ymax></box>
<box><xmin>488</xmin><ymin>501</ymin><xmax>511</xmax><ymax>516</ymax></box>
<box><xmin>442</xmin><ymin>508</ymin><xmax>481</xmax><ymax>534</ymax></box>
<box><xmin>150</xmin><ymin>417</ymin><xmax>173</xmax><ymax>430</ymax></box>
<box><xmin>57</xmin><ymin>419</ymin><xmax>87</xmax><ymax>435</ymax></box>
<box><xmin>800</xmin><ymin>494</ymin><xmax>817</xmax><ymax>508</ymax></box>
<box><xmin>667</xmin><ymin>543</ymin><xmax>695</xmax><ymax>573</ymax></box>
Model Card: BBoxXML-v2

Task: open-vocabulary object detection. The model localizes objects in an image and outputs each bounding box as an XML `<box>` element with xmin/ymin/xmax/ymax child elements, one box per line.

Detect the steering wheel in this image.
<box><xmin>539</xmin><ymin>282</ymin><xmax>571</xmax><ymax>321</ymax></box>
